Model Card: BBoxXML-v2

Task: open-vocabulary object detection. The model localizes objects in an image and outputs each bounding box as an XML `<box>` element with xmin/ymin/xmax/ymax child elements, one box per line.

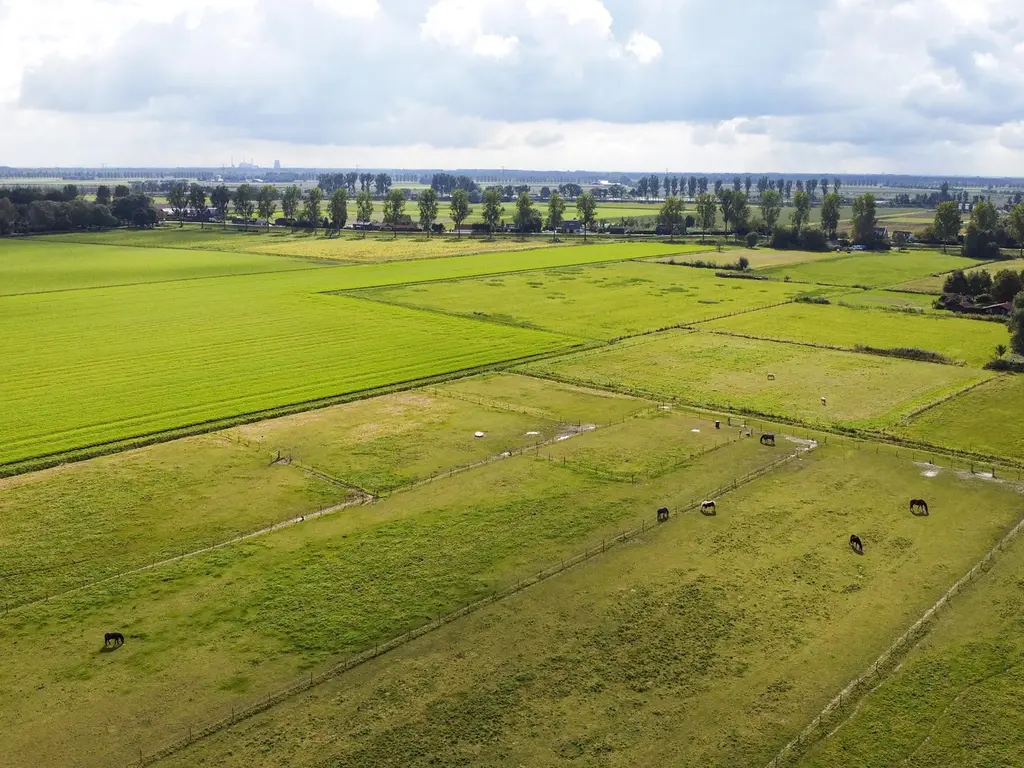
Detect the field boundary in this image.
<box><xmin>131</xmin><ymin>440</ymin><xmax>817</xmax><ymax>767</ymax></box>
<box><xmin>764</xmin><ymin>506</ymin><xmax>1024</xmax><ymax>768</ymax></box>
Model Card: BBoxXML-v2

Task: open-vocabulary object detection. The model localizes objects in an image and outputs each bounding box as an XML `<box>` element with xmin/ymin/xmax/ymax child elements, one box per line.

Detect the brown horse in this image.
<box><xmin>104</xmin><ymin>632</ymin><xmax>124</xmax><ymax>647</ymax></box>
<box><xmin>910</xmin><ymin>499</ymin><xmax>929</xmax><ymax>516</ymax></box>
<box><xmin>849</xmin><ymin>535</ymin><xmax>864</xmax><ymax>554</ymax></box>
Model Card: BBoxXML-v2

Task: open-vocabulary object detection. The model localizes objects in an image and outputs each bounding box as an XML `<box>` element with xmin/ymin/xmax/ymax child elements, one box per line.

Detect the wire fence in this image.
<box><xmin>131</xmin><ymin>440</ymin><xmax>814</xmax><ymax>767</ymax></box>
<box><xmin>763</xmin><ymin>509</ymin><xmax>1024</xmax><ymax>768</ymax></box>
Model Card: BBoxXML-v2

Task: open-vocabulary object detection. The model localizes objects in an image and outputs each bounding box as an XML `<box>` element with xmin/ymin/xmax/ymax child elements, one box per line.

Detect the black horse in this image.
<box><xmin>849</xmin><ymin>535</ymin><xmax>864</xmax><ymax>554</ymax></box>
<box><xmin>657</xmin><ymin>507</ymin><xmax>670</xmax><ymax>523</ymax></box>
<box><xmin>910</xmin><ymin>499</ymin><xmax>929</xmax><ymax>516</ymax></box>
<box><xmin>760</xmin><ymin>433</ymin><xmax>776</xmax><ymax>446</ymax></box>
<box><xmin>104</xmin><ymin>632</ymin><xmax>125</xmax><ymax>648</ymax></box>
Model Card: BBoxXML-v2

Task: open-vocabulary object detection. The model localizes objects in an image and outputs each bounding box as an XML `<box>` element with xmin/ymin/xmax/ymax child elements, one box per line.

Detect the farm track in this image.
<box><xmin>765</xmin><ymin>499</ymin><xmax>1024</xmax><ymax>768</ymax></box>
<box><xmin>136</xmin><ymin>434</ymin><xmax>819</xmax><ymax>767</ymax></box>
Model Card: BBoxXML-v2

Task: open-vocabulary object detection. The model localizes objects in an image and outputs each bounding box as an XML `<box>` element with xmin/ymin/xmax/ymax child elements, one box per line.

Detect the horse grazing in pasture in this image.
<box><xmin>767</xmin><ymin>373</ymin><xmax>776</xmax><ymax>381</ymax></box>
<box><xmin>910</xmin><ymin>499</ymin><xmax>929</xmax><ymax>516</ymax></box>
<box><xmin>760</xmin><ymin>433</ymin><xmax>776</xmax><ymax>446</ymax></box>
<box><xmin>104</xmin><ymin>632</ymin><xmax>125</xmax><ymax>648</ymax></box>
<box><xmin>701</xmin><ymin>500</ymin><xmax>717</xmax><ymax>516</ymax></box>
<box><xmin>821</xmin><ymin>397</ymin><xmax>827</xmax><ymax>406</ymax></box>
<box><xmin>849</xmin><ymin>535</ymin><xmax>864</xmax><ymax>554</ymax></box>
<box><xmin>657</xmin><ymin>507</ymin><xmax>670</xmax><ymax>523</ymax></box>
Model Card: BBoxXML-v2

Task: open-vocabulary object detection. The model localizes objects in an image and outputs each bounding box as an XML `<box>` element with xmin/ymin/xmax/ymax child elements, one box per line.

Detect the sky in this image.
<box><xmin>1</xmin><ymin>0</ymin><xmax>1023</xmax><ymax>174</ymax></box>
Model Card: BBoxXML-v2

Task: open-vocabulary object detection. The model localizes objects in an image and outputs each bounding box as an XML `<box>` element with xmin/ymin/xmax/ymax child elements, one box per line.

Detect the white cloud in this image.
<box><xmin>2</xmin><ymin>0</ymin><xmax>1024</xmax><ymax>173</ymax></box>
<box><xmin>625</xmin><ymin>32</ymin><xmax>662</xmax><ymax>65</ymax></box>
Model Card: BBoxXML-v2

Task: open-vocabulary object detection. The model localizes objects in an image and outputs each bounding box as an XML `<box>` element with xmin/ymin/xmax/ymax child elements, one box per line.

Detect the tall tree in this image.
<box><xmin>649</xmin><ymin>175</ymin><xmax>660</xmax><ymax>199</ymax></box>
<box><xmin>96</xmin><ymin>185</ymin><xmax>111</xmax><ymax>206</ymax></box>
<box><xmin>113</xmin><ymin>184</ymin><xmax>130</xmax><ymax>199</ymax></box>
<box><xmin>1007</xmin><ymin>202</ymin><xmax>1024</xmax><ymax>256</ymax></box>
<box><xmin>718</xmin><ymin>189</ymin><xmax>735</xmax><ymax>237</ymax></box>
<box><xmin>637</xmin><ymin>177</ymin><xmax>650</xmax><ymax>201</ymax></box>
<box><xmin>745</xmin><ymin>176</ymin><xmax>753</xmax><ymax>197</ymax></box>
<box><xmin>688</xmin><ymin>176</ymin><xmax>698</xmax><ymax>198</ymax></box>
<box><xmin>833</xmin><ymin>177</ymin><xmax>842</xmax><ymax>195</ymax></box>
<box><xmin>327</xmin><ymin>188</ymin><xmax>348</xmax><ymax>234</ymax></box>
<box><xmin>933</xmin><ymin>201</ymin><xmax>963</xmax><ymax>253</ymax></box>
<box><xmin>417</xmin><ymin>188</ymin><xmax>439</xmax><ymax>235</ymax></box>
<box><xmin>449</xmin><ymin>189</ymin><xmax>472</xmax><ymax>239</ymax></box>
<box><xmin>167</xmin><ymin>181</ymin><xmax>189</xmax><ymax>226</ymax></box>
<box><xmin>233</xmin><ymin>183</ymin><xmax>256</xmax><ymax>229</ymax></box>
<box><xmin>658</xmin><ymin>196</ymin><xmax>686</xmax><ymax>241</ymax></box>
<box><xmin>281</xmin><ymin>185</ymin><xmax>302</xmax><ymax>219</ymax></box>
<box><xmin>257</xmin><ymin>185</ymin><xmax>278</xmax><ymax>230</ymax></box>
<box><xmin>851</xmin><ymin>192</ymin><xmax>878</xmax><ymax>246</ymax></box>
<box><xmin>792</xmin><ymin>190</ymin><xmax>811</xmax><ymax>232</ymax></box>
<box><xmin>576</xmin><ymin>191</ymin><xmax>597</xmax><ymax>241</ymax></box>
<box><xmin>513</xmin><ymin>191</ymin><xmax>536</xmax><ymax>237</ymax></box>
<box><xmin>807</xmin><ymin>179</ymin><xmax>818</xmax><ymax>200</ymax></box>
<box><xmin>302</xmin><ymin>187</ymin><xmax>323</xmax><ymax>233</ymax></box>
<box><xmin>820</xmin><ymin>192</ymin><xmax>841</xmax><ymax>238</ymax></box>
<box><xmin>210</xmin><ymin>184</ymin><xmax>231</xmax><ymax>227</ymax></box>
<box><xmin>733</xmin><ymin>176</ymin><xmax>742</xmax><ymax>192</ymax></box>
<box><xmin>759</xmin><ymin>189</ymin><xmax>782</xmax><ymax>230</ymax></box>
<box><xmin>382</xmin><ymin>189</ymin><xmax>406</xmax><ymax>238</ymax></box>
<box><xmin>374</xmin><ymin>173</ymin><xmax>392</xmax><ymax>197</ymax></box>
<box><xmin>970</xmin><ymin>200</ymin><xmax>999</xmax><ymax>231</ymax></box>
<box><xmin>821</xmin><ymin>178</ymin><xmax>830</xmax><ymax>198</ymax></box>
<box><xmin>481</xmin><ymin>188</ymin><xmax>504</xmax><ymax>236</ymax></box>
<box><xmin>698</xmin><ymin>177</ymin><xmax>708</xmax><ymax>195</ymax></box>
<box><xmin>547</xmin><ymin>191</ymin><xmax>566</xmax><ymax>238</ymax></box>
<box><xmin>355</xmin><ymin>190</ymin><xmax>374</xmax><ymax>235</ymax></box>
<box><xmin>695</xmin><ymin>192</ymin><xmax>717</xmax><ymax>243</ymax></box>
<box><xmin>714</xmin><ymin>179</ymin><xmax>723</xmax><ymax>195</ymax></box>
<box><xmin>784</xmin><ymin>180</ymin><xmax>793</xmax><ymax>201</ymax></box>
<box><xmin>188</xmin><ymin>183</ymin><xmax>208</xmax><ymax>228</ymax></box>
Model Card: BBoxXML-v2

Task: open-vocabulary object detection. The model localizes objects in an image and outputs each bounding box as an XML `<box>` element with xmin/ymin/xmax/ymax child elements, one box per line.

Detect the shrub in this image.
<box><xmin>715</xmin><ymin>271</ymin><xmax>768</xmax><ymax>280</ymax></box>
<box><xmin>795</xmin><ymin>295</ymin><xmax>831</xmax><ymax>305</ymax></box>
<box><xmin>737</xmin><ymin>255</ymin><xmax>750</xmax><ymax>271</ymax></box>
<box><xmin>745</xmin><ymin>232</ymin><xmax>759</xmax><ymax>248</ymax></box>
<box><xmin>853</xmin><ymin>345</ymin><xmax>954</xmax><ymax>365</ymax></box>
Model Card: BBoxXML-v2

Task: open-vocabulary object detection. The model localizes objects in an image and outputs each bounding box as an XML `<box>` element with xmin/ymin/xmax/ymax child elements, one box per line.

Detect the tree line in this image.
<box><xmin>0</xmin><ymin>184</ymin><xmax>155</xmax><ymax>234</ymax></box>
<box><xmin>931</xmin><ymin>200</ymin><xmax>1024</xmax><ymax>257</ymax></box>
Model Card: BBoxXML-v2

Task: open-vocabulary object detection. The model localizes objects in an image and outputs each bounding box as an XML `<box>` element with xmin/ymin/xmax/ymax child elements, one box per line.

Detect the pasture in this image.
<box><xmin>0</xmin><ymin>419</ymin><xmax>793</xmax><ymax>768</ymax></box>
<box><xmin>523</xmin><ymin>330</ymin><xmax>990</xmax><ymax>430</ymax></box>
<box><xmin>799</xmin><ymin>523</ymin><xmax>1024</xmax><ymax>768</ymax></box>
<box><xmin>757</xmin><ymin>250</ymin><xmax>975</xmax><ymax>288</ymax></box>
<box><xmin>897</xmin><ymin>375</ymin><xmax>1024</xmax><ymax>462</ymax></box>
<box><xmin>158</xmin><ymin>445</ymin><xmax>1024</xmax><ymax>768</ymax></box>
<box><xmin>359</xmin><ymin>260</ymin><xmax>828</xmax><ymax>341</ymax></box>
<box><xmin>703</xmin><ymin>302</ymin><xmax>1009</xmax><ymax>367</ymax></box>
<box><xmin>832</xmin><ymin>288</ymin><xmax>942</xmax><ymax>313</ymax></box>
<box><xmin>892</xmin><ymin>256</ymin><xmax>1024</xmax><ymax>294</ymax></box>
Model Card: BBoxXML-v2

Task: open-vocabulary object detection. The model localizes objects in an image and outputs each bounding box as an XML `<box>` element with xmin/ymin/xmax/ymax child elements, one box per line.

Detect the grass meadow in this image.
<box><xmin>524</xmin><ymin>330</ymin><xmax>990</xmax><ymax>430</ymax></box>
<box><xmin>703</xmin><ymin>302</ymin><xmax>1010</xmax><ymax>367</ymax></box>
<box><xmin>897</xmin><ymin>375</ymin><xmax>1024</xmax><ymax>462</ymax></box>
<box><xmin>0</xmin><ymin>424</ymin><xmax>792</xmax><ymax>768</ymax></box>
<box><xmin>832</xmin><ymin>288</ymin><xmax>944</xmax><ymax>312</ymax></box>
<box><xmin>359</xmin><ymin>261</ymin><xmax>830</xmax><ymax>341</ymax></box>
<box><xmin>799</xmin><ymin>521</ymin><xmax>1024</xmax><ymax>768</ymax></box>
<box><xmin>158</xmin><ymin>445</ymin><xmax>1024</xmax><ymax>768</ymax></box>
<box><xmin>757</xmin><ymin>250</ymin><xmax>975</xmax><ymax>288</ymax></box>
<box><xmin>892</xmin><ymin>256</ymin><xmax>1024</xmax><ymax>294</ymax></box>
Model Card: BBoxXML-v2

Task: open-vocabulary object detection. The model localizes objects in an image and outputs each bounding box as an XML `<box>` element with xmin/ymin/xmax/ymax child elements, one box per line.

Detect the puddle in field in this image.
<box><xmin>525</xmin><ymin>431</ymin><xmax>541</xmax><ymax>436</ymax></box>
<box><xmin>556</xmin><ymin>424</ymin><xmax>597</xmax><ymax>441</ymax></box>
<box><xmin>785</xmin><ymin>436</ymin><xmax>819</xmax><ymax>453</ymax></box>
<box><xmin>914</xmin><ymin>461</ymin><xmax>1024</xmax><ymax>491</ymax></box>
<box><xmin>691</xmin><ymin>429</ymin><xmax>701</xmax><ymax>433</ymax></box>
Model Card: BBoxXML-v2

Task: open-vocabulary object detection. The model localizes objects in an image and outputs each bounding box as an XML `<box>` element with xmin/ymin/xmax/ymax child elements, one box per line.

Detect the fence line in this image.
<box><xmin>132</xmin><ymin>439</ymin><xmax>816</xmax><ymax>767</ymax></box>
<box><xmin>763</xmin><ymin>509</ymin><xmax>1024</xmax><ymax>768</ymax></box>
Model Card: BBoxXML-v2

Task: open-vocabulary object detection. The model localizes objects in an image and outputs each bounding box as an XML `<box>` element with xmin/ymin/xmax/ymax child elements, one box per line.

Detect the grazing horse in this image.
<box><xmin>760</xmin><ymin>433</ymin><xmax>776</xmax><ymax>446</ymax></box>
<box><xmin>701</xmin><ymin>500</ymin><xmax>717</xmax><ymax>515</ymax></box>
<box><xmin>767</xmin><ymin>373</ymin><xmax>776</xmax><ymax>381</ymax></box>
<box><xmin>104</xmin><ymin>632</ymin><xmax>124</xmax><ymax>647</ymax></box>
<box><xmin>910</xmin><ymin>499</ymin><xmax>929</xmax><ymax>516</ymax></box>
<box><xmin>821</xmin><ymin>397</ymin><xmax>827</xmax><ymax>406</ymax></box>
<box><xmin>657</xmin><ymin>507</ymin><xmax>670</xmax><ymax>523</ymax></box>
<box><xmin>849</xmin><ymin>535</ymin><xmax>864</xmax><ymax>554</ymax></box>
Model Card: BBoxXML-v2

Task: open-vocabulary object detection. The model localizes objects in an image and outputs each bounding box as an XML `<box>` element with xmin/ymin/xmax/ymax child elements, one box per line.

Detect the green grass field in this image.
<box><xmin>0</xmin><ymin>424</ymin><xmax>791</xmax><ymax>767</ymax></box>
<box><xmin>524</xmin><ymin>330</ymin><xmax>990</xmax><ymax>430</ymax></box>
<box><xmin>0</xmin><ymin>238</ymin><xmax>326</xmax><ymax>295</ymax></box>
<box><xmin>799</xmin><ymin>520</ymin><xmax>1024</xmax><ymax>768</ymax></box>
<box><xmin>758</xmin><ymin>250</ymin><xmax>977</xmax><ymax>288</ymax></box>
<box><xmin>832</xmin><ymin>289</ymin><xmax>942</xmax><ymax>312</ymax></box>
<box><xmin>892</xmin><ymin>256</ymin><xmax>1024</xmax><ymax>294</ymax></box>
<box><xmin>703</xmin><ymin>302</ymin><xmax>1010</xmax><ymax>367</ymax></box>
<box><xmin>896</xmin><ymin>375</ymin><xmax>1024</xmax><ymax>462</ymax></box>
<box><xmin>359</xmin><ymin>260</ymin><xmax>828</xmax><ymax>341</ymax></box>
<box><xmin>157</xmin><ymin>444</ymin><xmax>1024</xmax><ymax>768</ymax></box>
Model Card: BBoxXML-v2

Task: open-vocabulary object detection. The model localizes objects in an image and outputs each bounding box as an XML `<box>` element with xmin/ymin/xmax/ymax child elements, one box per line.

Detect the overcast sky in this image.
<box><xmin>2</xmin><ymin>0</ymin><xmax>1023</xmax><ymax>174</ymax></box>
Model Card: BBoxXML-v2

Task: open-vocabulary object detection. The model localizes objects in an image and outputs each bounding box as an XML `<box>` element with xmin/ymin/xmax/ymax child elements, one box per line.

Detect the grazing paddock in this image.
<box><xmin>358</xmin><ymin>260</ymin><xmax>828</xmax><ymax>340</ymax></box>
<box><xmin>0</xmin><ymin>238</ymin><xmax>325</xmax><ymax>295</ymax></box>
<box><xmin>0</xmin><ymin>435</ymin><xmax>348</xmax><ymax>605</ymax></box>
<box><xmin>0</xmin><ymin>276</ymin><xmax>571</xmax><ymax>468</ymax></box>
<box><xmin>799</xmin><ymin>522</ymin><xmax>1024</xmax><ymax>768</ymax></box>
<box><xmin>159</xmin><ymin>445</ymin><xmax>1024</xmax><ymax>768</ymax></box>
<box><xmin>435</xmin><ymin>372</ymin><xmax>651</xmax><ymax>424</ymax></box>
<box><xmin>892</xmin><ymin>256</ymin><xmax>1024</xmax><ymax>294</ymax></box>
<box><xmin>703</xmin><ymin>302</ymin><xmax>1009</xmax><ymax>367</ymax></box>
<box><xmin>523</xmin><ymin>330</ymin><xmax>990</xmax><ymax>430</ymax></box>
<box><xmin>0</xmin><ymin>436</ymin><xmax>790</xmax><ymax>768</ymax></box>
<box><xmin>897</xmin><ymin>375</ymin><xmax>1024</xmax><ymax>462</ymax></box>
<box><xmin>832</xmin><ymin>289</ymin><xmax>943</xmax><ymax>313</ymax></box>
<box><xmin>651</xmin><ymin>247</ymin><xmax>843</xmax><ymax>270</ymax></box>
<box><xmin>758</xmin><ymin>250</ymin><xmax>975</xmax><ymax>288</ymax></box>
<box><xmin>230</xmin><ymin>390</ymin><xmax>565</xmax><ymax>493</ymax></box>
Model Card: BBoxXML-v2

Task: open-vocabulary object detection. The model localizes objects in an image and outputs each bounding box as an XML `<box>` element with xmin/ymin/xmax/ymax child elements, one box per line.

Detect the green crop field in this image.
<box><xmin>0</xmin><ymin>238</ymin><xmax>326</xmax><ymax>295</ymax></box>
<box><xmin>703</xmin><ymin>302</ymin><xmax>1010</xmax><ymax>367</ymax></box>
<box><xmin>896</xmin><ymin>375</ymin><xmax>1024</xmax><ymax>462</ymax></box>
<box><xmin>359</xmin><ymin>260</ymin><xmax>828</xmax><ymax>341</ymax></box>
<box><xmin>758</xmin><ymin>250</ymin><xmax>975</xmax><ymax>288</ymax></box>
<box><xmin>799</xmin><ymin>525</ymin><xmax>1024</xmax><ymax>768</ymax></box>
<box><xmin>159</xmin><ymin>445</ymin><xmax>1024</xmax><ymax>768</ymax></box>
<box><xmin>524</xmin><ymin>330</ymin><xmax>990</xmax><ymax>429</ymax></box>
